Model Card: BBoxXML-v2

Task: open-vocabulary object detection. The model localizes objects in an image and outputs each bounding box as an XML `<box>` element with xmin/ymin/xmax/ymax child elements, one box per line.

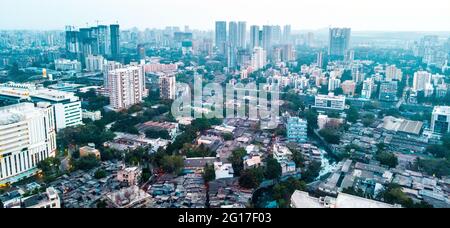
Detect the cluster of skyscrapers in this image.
<box><xmin>65</xmin><ymin>24</ymin><xmax>121</xmax><ymax>66</ymax></box>
<box><xmin>215</xmin><ymin>21</ymin><xmax>295</xmax><ymax>71</ymax></box>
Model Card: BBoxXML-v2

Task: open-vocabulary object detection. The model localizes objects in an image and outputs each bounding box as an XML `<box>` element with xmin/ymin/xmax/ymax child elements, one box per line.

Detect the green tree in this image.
<box><xmin>346</xmin><ymin>106</ymin><xmax>360</xmax><ymax>123</ymax></box>
<box><xmin>375</xmin><ymin>151</ymin><xmax>398</xmax><ymax>168</ymax></box>
<box><xmin>145</xmin><ymin>129</ymin><xmax>171</xmax><ymax>140</ymax></box>
<box><xmin>264</xmin><ymin>157</ymin><xmax>282</xmax><ymax>180</ymax></box>
<box><xmin>72</xmin><ymin>155</ymin><xmax>100</xmax><ymax>171</ymax></box>
<box><xmin>239</xmin><ymin>168</ymin><xmax>264</xmax><ymax>189</ymax></box>
<box><xmin>272</xmin><ymin>178</ymin><xmax>307</xmax><ymax>208</ymax></box>
<box><xmin>319</xmin><ymin>128</ymin><xmax>341</xmax><ymax>144</ymax></box>
<box><xmin>426</xmin><ymin>145</ymin><xmax>449</xmax><ymax>159</ymax></box>
<box><xmin>229</xmin><ymin>148</ymin><xmax>247</xmax><ymax>176</ymax></box>
<box><xmin>302</xmin><ymin>161</ymin><xmax>322</xmax><ymax>183</ymax></box>
<box><xmin>94</xmin><ymin>169</ymin><xmax>107</xmax><ymax>179</ymax></box>
<box><xmin>203</xmin><ymin>164</ymin><xmax>216</xmax><ymax>182</ymax></box>
<box><xmin>222</xmin><ymin>133</ymin><xmax>233</xmax><ymax>141</ymax></box>
<box><xmin>161</xmin><ymin>155</ymin><xmax>184</xmax><ymax>175</ymax></box>
<box><xmin>382</xmin><ymin>184</ymin><xmax>433</xmax><ymax>208</ymax></box>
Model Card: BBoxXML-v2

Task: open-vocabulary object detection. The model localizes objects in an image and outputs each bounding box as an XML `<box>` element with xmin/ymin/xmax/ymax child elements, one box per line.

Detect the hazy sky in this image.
<box><xmin>1</xmin><ymin>0</ymin><xmax>449</xmax><ymax>31</ymax></box>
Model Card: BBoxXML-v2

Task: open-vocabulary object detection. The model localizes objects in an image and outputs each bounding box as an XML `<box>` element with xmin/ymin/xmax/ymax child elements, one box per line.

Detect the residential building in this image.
<box><xmin>117</xmin><ymin>166</ymin><xmax>142</xmax><ymax>186</ymax></box>
<box><xmin>79</xmin><ymin>145</ymin><xmax>101</xmax><ymax>160</ymax></box>
<box><xmin>287</xmin><ymin>117</ymin><xmax>308</xmax><ymax>143</ymax></box>
<box><xmin>159</xmin><ymin>73</ymin><xmax>176</xmax><ymax>100</ymax></box>
<box><xmin>214</xmin><ymin>162</ymin><xmax>234</xmax><ymax>180</ymax></box>
<box><xmin>251</xmin><ymin>47</ymin><xmax>267</xmax><ymax>71</ymax></box>
<box><xmin>328</xmin><ymin>77</ymin><xmax>341</xmax><ymax>92</ymax></box>
<box><xmin>108</xmin><ymin>66</ymin><xmax>145</xmax><ymax>110</ymax></box>
<box><xmin>341</xmin><ymin>80</ymin><xmax>356</xmax><ymax>96</ymax></box>
<box><xmin>385</xmin><ymin>65</ymin><xmax>403</xmax><ymax>81</ymax></box>
<box><xmin>85</xmin><ymin>55</ymin><xmax>106</xmax><ymax>72</ymax></box>
<box><xmin>413</xmin><ymin>71</ymin><xmax>431</xmax><ymax>91</ymax></box>
<box><xmin>22</xmin><ymin>187</ymin><xmax>61</xmax><ymax>208</ymax></box>
<box><xmin>361</xmin><ymin>78</ymin><xmax>375</xmax><ymax>99</ymax></box>
<box><xmin>379</xmin><ymin>81</ymin><xmax>398</xmax><ymax>102</ymax></box>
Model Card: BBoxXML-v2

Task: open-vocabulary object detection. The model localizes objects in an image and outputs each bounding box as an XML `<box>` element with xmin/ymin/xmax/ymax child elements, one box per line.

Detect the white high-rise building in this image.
<box><xmin>362</xmin><ymin>78</ymin><xmax>375</xmax><ymax>99</ymax></box>
<box><xmin>86</xmin><ymin>55</ymin><xmax>106</xmax><ymax>72</ymax></box>
<box><xmin>251</xmin><ymin>47</ymin><xmax>267</xmax><ymax>71</ymax></box>
<box><xmin>328</xmin><ymin>77</ymin><xmax>341</xmax><ymax>92</ymax></box>
<box><xmin>385</xmin><ymin>65</ymin><xmax>403</xmax><ymax>81</ymax></box>
<box><xmin>431</xmin><ymin>106</ymin><xmax>450</xmax><ymax>135</ymax></box>
<box><xmin>159</xmin><ymin>73</ymin><xmax>177</xmax><ymax>100</ymax></box>
<box><xmin>413</xmin><ymin>71</ymin><xmax>432</xmax><ymax>91</ymax></box>
<box><xmin>109</xmin><ymin>66</ymin><xmax>146</xmax><ymax>110</ymax></box>
<box><xmin>103</xmin><ymin>61</ymin><xmax>123</xmax><ymax>96</ymax></box>
<box><xmin>0</xmin><ymin>103</ymin><xmax>57</xmax><ymax>185</ymax></box>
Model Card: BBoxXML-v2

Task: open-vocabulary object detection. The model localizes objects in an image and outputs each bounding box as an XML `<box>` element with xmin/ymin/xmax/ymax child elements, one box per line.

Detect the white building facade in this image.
<box><xmin>0</xmin><ymin>103</ymin><xmax>57</xmax><ymax>185</ymax></box>
<box><xmin>109</xmin><ymin>66</ymin><xmax>146</xmax><ymax>110</ymax></box>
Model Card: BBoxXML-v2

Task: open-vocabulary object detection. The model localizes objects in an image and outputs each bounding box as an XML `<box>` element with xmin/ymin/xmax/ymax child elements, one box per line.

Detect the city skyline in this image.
<box><xmin>1</xmin><ymin>0</ymin><xmax>450</xmax><ymax>31</ymax></box>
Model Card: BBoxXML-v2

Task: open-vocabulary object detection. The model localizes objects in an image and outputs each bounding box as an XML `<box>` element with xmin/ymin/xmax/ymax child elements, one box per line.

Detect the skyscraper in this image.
<box><xmin>108</xmin><ymin>66</ymin><xmax>145</xmax><ymax>110</ymax></box>
<box><xmin>262</xmin><ymin>25</ymin><xmax>273</xmax><ymax>53</ymax></box>
<box><xmin>328</xmin><ymin>28</ymin><xmax>351</xmax><ymax>57</ymax></box>
<box><xmin>96</xmin><ymin>25</ymin><xmax>110</xmax><ymax>56</ymax></box>
<box><xmin>110</xmin><ymin>24</ymin><xmax>120</xmax><ymax>59</ymax></box>
<box><xmin>272</xmin><ymin>25</ymin><xmax>282</xmax><ymax>45</ymax></box>
<box><xmin>65</xmin><ymin>26</ymin><xmax>80</xmax><ymax>60</ymax></box>
<box><xmin>316</xmin><ymin>52</ymin><xmax>323</xmax><ymax>68</ymax></box>
<box><xmin>215</xmin><ymin>21</ymin><xmax>227</xmax><ymax>55</ymax></box>
<box><xmin>0</xmin><ymin>103</ymin><xmax>57</xmax><ymax>185</ymax></box>
<box><xmin>250</xmin><ymin>25</ymin><xmax>260</xmax><ymax>49</ymax></box>
<box><xmin>228</xmin><ymin>22</ymin><xmax>239</xmax><ymax>69</ymax></box>
<box><xmin>283</xmin><ymin>25</ymin><xmax>292</xmax><ymax>44</ymax></box>
<box><xmin>228</xmin><ymin>22</ymin><xmax>238</xmax><ymax>48</ymax></box>
<box><xmin>238</xmin><ymin>21</ymin><xmax>247</xmax><ymax>49</ymax></box>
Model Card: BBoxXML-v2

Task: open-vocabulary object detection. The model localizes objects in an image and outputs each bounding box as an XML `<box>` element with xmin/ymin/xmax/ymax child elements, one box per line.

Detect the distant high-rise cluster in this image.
<box><xmin>214</xmin><ymin>21</ymin><xmax>294</xmax><ymax>72</ymax></box>
<box><xmin>328</xmin><ymin>28</ymin><xmax>351</xmax><ymax>57</ymax></box>
<box><xmin>65</xmin><ymin>24</ymin><xmax>121</xmax><ymax>65</ymax></box>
